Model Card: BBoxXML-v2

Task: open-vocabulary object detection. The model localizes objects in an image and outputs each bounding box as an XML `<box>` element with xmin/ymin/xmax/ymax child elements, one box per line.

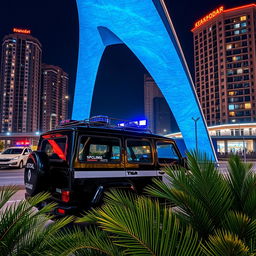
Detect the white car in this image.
<box><xmin>0</xmin><ymin>147</ymin><xmax>32</xmax><ymax>169</ymax></box>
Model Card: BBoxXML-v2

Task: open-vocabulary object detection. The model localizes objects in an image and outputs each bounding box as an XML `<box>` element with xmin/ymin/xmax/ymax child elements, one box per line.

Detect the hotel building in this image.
<box><xmin>192</xmin><ymin>4</ymin><xmax>256</xmax><ymax>126</ymax></box>
<box><xmin>0</xmin><ymin>29</ymin><xmax>42</xmax><ymax>133</ymax></box>
<box><xmin>183</xmin><ymin>4</ymin><xmax>256</xmax><ymax>157</ymax></box>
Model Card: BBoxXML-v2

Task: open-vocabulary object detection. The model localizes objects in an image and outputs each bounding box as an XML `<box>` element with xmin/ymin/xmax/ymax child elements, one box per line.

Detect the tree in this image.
<box><xmin>146</xmin><ymin>151</ymin><xmax>256</xmax><ymax>255</ymax></box>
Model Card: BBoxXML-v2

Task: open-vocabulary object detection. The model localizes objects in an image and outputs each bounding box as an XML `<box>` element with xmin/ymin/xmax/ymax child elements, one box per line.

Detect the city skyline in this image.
<box><xmin>0</xmin><ymin>30</ymin><xmax>69</xmax><ymax>134</ymax></box>
<box><xmin>0</xmin><ymin>0</ymin><xmax>252</xmax><ymax>120</ymax></box>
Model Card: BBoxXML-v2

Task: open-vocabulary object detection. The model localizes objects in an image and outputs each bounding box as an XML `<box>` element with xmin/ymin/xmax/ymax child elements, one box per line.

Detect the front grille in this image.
<box><xmin>0</xmin><ymin>159</ymin><xmax>11</xmax><ymax>162</ymax></box>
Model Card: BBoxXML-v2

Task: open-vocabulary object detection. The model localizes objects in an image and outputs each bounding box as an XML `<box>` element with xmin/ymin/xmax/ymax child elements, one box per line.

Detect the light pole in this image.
<box><xmin>192</xmin><ymin>117</ymin><xmax>200</xmax><ymax>152</ymax></box>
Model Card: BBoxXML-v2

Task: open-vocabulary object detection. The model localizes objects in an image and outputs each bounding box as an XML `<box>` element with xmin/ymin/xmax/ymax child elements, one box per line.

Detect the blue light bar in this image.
<box><xmin>118</xmin><ymin>119</ymin><xmax>147</xmax><ymax>128</ymax></box>
<box><xmin>90</xmin><ymin>115</ymin><xmax>110</xmax><ymax>124</ymax></box>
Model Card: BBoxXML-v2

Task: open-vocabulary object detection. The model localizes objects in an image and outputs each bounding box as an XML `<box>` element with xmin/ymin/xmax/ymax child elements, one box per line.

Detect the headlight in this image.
<box><xmin>12</xmin><ymin>156</ymin><xmax>19</xmax><ymax>160</ymax></box>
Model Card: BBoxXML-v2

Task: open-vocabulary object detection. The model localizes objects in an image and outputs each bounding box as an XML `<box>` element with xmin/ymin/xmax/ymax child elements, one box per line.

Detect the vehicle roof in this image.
<box><xmin>41</xmin><ymin>125</ymin><xmax>174</xmax><ymax>141</ymax></box>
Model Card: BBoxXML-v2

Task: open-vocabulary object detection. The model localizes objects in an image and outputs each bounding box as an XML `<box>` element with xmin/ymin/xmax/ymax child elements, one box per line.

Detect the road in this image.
<box><xmin>0</xmin><ymin>167</ymin><xmax>24</xmax><ymax>187</ymax></box>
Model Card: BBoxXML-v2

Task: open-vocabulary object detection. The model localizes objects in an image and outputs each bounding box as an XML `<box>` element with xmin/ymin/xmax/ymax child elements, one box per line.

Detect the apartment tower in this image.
<box><xmin>41</xmin><ymin>64</ymin><xmax>69</xmax><ymax>131</ymax></box>
<box><xmin>192</xmin><ymin>4</ymin><xmax>256</xmax><ymax>126</ymax></box>
<box><xmin>0</xmin><ymin>28</ymin><xmax>42</xmax><ymax>133</ymax></box>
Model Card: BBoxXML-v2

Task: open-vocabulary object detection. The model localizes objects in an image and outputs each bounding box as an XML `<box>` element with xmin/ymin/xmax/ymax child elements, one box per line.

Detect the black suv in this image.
<box><xmin>24</xmin><ymin>117</ymin><xmax>184</xmax><ymax>216</ymax></box>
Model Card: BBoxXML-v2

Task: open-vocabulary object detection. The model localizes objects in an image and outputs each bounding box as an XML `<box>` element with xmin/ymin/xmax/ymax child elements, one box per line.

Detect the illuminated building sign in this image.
<box><xmin>13</xmin><ymin>28</ymin><xmax>31</xmax><ymax>34</ymax></box>
<box><xmin>192</xmin><ymin>6</ymin><xmax>224</xmax><ymax>31</ymax></box>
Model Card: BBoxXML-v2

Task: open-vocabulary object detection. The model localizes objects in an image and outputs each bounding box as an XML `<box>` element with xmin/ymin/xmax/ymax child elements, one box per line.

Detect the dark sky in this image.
<box><xmin>0</xmin><ymin>0</ymin><xmax>252</xmax><ymax>120</ymax></box>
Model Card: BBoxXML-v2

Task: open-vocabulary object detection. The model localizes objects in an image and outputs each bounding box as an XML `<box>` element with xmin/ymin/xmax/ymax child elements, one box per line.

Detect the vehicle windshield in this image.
<box><xmin>2</xmin><ymin>148</ymin><xmax>23</xmax><ymax>154</ymax></box>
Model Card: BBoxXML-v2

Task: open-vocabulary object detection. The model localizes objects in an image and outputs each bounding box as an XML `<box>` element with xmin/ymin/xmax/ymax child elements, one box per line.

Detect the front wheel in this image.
<box><xmin>18</xmin><ymin>161</ymin><xmax>23</xmax><ymax>169</ymax></box>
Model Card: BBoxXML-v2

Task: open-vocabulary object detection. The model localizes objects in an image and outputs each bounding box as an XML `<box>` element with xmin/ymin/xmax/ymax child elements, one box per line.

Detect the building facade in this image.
<box><xmin>144</xmin><ymin>73</ymin><xmax>176</xmax><ymax>134</ymax></box>
<box><xmin>41</xmin><ymin>64</ymin><xmax>69</xmax><ymax>132</ymax></box>
<box><xmin>0</xmin><ymin>29</ymin><xmax>42</xmax><ymax>133</ymax></box>
<box><xmin>192</xmin><ymin>4</ymin><xmax>256</xmax><ymax>126</ymax></box>
<box><xmin>168</xmin><ymin>123</ymin><xmax>256</xmax><ymax>160</ymax></box>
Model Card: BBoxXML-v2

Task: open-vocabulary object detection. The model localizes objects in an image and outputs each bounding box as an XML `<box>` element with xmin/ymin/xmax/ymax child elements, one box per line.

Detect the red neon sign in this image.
<box><xmin>13</xmin><ymin>28</ymin><xmax>31</xmax><ymax>34</ymax></box>
<box><xmin>192</xmin><ymin>6</ymin><xmax>224</xmax><ymax>31</ymax></box>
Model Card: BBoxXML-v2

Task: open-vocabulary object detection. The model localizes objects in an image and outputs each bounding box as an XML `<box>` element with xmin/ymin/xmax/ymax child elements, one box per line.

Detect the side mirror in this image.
<box><xmin>24</xmin><ymin>152</ymin><xmax>29</xmax><ymax>155</ymax></box>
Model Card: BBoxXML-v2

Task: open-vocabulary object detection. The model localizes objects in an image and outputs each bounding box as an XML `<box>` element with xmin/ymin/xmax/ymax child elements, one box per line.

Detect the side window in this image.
<box><xmin>126</xmin><ymin>139</ymin><xmax>153</xmax><ymax>164</ymax></box>
<box><xmin>23</xmin><ymin>148</ymin><xmax>28</xmax><ymax>154</ymax></box>
<box><xmin>41</xmin><ymin>137</ymin><xmax>67</xmax><ymax>160</ymax></box>
<box><xmin>78</xmin><ymin>136</ymin><xmax>121</xmax><ymax>163</ymax></box>
<box><xmin>156</xmin><ymin>141</ymin><xmax>179</xmax><ymax>164</ymax></box>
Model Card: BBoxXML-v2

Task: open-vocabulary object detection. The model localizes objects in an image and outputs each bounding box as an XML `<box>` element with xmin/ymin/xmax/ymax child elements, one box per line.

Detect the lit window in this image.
<box><xmin>237</xmin><ymin>68</ymin><xmax>243</xmax><ymax>74</ymax></box>
<box><xmin>244</xmin><ymin>103</ymin><xmax>251</xmax><ymax>109</ymax></box>
<box><xmin>240</xmin><ymin>16</ymin><xmax>246</xmax><ymax>21</ymax></box>
<box><xmin>234</xmin><ymin>30</ymin><xmax>240</xmax><ymax>35</ymax></box>
<box><xmin>241</xmin><ymin>22</ymin><xmax>247</xmax><ymax>27</ymax></box>
<box><xmin>234</xmin><ymin>23</ymin><xmax>240</xmax><ymax>28</ymax></box>
<box><xmin>228</xmin><ymin>91</ymin><xmax>235</xmax><ymax>96</ymax></box>
<box><xmin>226</xmin><ymin>44</ymin><xmax>232</xmax><ymax>50</ymax></box>
<box><xmin>228</xmin><ymin>104</ymin><xmax>235</xmax><ymax>110</ymax></box>
<box><xmin>229</xmin><ymin>112</ymin><xmax>235</xmax><ymax>116</ymax></box>
<box><xmin>241</xmin><ymin>29</ymin><xmax>247</xmax><ymax>33</ymax></box>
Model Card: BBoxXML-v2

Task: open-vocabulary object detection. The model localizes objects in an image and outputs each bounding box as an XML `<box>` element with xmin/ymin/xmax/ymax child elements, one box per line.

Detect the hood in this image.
<box><xmin>0</xmin><ymin>154</ymin><xmax>20</xmax><ymax>159</ymax></box>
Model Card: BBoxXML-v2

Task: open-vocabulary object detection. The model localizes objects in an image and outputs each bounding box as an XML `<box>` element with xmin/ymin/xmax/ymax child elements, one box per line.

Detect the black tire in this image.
<box><xmin>24</xmin><ymin>151</ymin><xmax>49</xmax><ymax>196</ymax></box>
<box><xmin>18</xmin><ymin>161</ymin><xmax>23</xmax><ymax>169</ymax></box>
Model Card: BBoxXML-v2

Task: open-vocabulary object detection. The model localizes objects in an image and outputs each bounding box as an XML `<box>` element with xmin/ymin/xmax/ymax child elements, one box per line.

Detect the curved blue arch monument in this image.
<box><xmin>73</xmin><ymin>0</ymin><xmax>216</xmax><ymax>160</ymax></box>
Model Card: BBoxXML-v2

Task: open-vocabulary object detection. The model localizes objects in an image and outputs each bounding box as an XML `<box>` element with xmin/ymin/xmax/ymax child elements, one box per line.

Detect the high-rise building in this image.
<box><xmin>41</xmin><ymin>64</ymin><xmax>69</xmax><ymax>131</ymax></box>
<box><xmin>192</xmin><ymin>4</ymin><xmax>256</xmax><ymax>126</ymax></box>
<box><xmin>0</xmin><ymin>28</ymin><xmax>42</xmax><ymax>133</ymax></box>
<box><xmin>144</xmin><ymin>73</ymin><xmax>177</xmax><ymax>134</ymax></box>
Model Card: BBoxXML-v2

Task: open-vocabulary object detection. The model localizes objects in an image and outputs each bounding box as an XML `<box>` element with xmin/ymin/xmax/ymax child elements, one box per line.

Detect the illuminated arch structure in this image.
<box><xmin>73</xmin><ymin>0</ymin><xmax>216</xmax><ymax>160</ymax></box>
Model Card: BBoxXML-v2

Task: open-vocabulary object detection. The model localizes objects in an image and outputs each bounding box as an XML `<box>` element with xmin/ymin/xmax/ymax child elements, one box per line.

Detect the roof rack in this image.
<box><xmin>57</xmin><ymin>116</ymin><xmax>152</xmax><ymax>133</ymax></box>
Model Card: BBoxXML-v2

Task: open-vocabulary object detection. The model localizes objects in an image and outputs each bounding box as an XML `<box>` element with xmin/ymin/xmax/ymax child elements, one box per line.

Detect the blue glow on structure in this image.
<box><xmin>73</xmin><ymin>0</ymin><xmax>217</xmax><ymax>160</ymax></box>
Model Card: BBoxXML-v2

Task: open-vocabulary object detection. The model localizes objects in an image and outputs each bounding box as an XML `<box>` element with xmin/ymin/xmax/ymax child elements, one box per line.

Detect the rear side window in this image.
<box><xmin>126</xmin><ymin>139</ymin><xmax>153</xmax><ymax>163</ymax></box>
<box><xmin>78</xmin><ymin>136</ymin><xmax>121</xmax><ymax>163</ymax></box>
<box><xmin>41</xmin><ymin>137</ymin><xmax>67</xmax><ymax>160</ymax></box>
<box><xmin>156</xmin><ymin>141</ymin><xmax>179</xmax><ymax>164</ymax></box>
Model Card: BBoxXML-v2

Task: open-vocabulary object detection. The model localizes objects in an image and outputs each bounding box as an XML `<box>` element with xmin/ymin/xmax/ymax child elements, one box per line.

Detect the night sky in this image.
<box><xmin>0</xmin><ymin>0</ymin><xmax>251</xmax><ymax>120</ymax></box>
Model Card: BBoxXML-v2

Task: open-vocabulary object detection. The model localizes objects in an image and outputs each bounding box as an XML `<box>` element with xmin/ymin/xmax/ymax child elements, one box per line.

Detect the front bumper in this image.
<box><xmin>0</xmin><ymin>160</ymin><xmax>19</xmax><ymax>167</ymax></box>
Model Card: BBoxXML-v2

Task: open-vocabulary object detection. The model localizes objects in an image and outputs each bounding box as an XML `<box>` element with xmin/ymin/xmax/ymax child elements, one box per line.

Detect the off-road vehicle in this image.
<box><xmin>24</xmin><ymin>116</ymin><xmax>184</xmax><ymax>216</ymax></box>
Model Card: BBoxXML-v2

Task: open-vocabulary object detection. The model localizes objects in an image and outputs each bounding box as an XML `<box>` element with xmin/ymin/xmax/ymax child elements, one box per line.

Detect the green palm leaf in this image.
<box><xmin>79</xmin><ymin>190</ymin><xmax>202</xmax><ymax>256</ymax></box>
<box><xmin>202</xmin><ymin>230</ymin><xmax>251</xmax><ymax>256</ymax></box>
<box><xmin>146</xmin><ymin>151</ymin><xmax>233</xmax><ymax>238</ymax></box>
<box><xmin>227</xmin><ymin>155</ymin><xmax>256</xmax><ymax>217</ymax></box>
<box><xmin>48</xmin><ymin>226</ymin><xmax>123</xmax><ymax>256</ymax></box>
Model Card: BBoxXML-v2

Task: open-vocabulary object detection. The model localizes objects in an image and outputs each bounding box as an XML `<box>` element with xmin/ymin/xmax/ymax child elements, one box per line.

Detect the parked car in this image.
<box><xmin>24</xmin><ymin>116</ymin><xmax>185</xmax><ymax>217</ymax></box>
<box><xmin>0</xmin><ymin>147</ymin><xmax>32</xmax><ymax>169</ymax></box>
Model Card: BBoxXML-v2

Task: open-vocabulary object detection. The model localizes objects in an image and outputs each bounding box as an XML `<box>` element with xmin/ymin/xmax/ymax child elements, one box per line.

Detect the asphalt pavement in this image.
<box><xmin>0</xmin><ymin>167</ymin><xmax>24</xmax><ymax>187</ymax></box>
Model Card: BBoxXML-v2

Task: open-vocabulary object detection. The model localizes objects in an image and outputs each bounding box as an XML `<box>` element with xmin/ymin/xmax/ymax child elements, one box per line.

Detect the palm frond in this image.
<box><xmin>202</xmin><ymin>230</ymin><xmax>250</xmax><ymax>256</ymax></box>
<box><xmin>227</xmin><ymin>155</ymin><xmax>256</xmax><ymax>217</ymax></box>
<box><xmin>80</xmin><ymin>190</ymin><xmax>202</xmax><ymax>256</ymax></box>
<box><xmin>147</xmin><ymin>151</ymin><xmax>233</xmax><ymax>238</ymax></box>
<box><xmin>0</xmin><ymin>192</ymin><xmax>59</xmax><ymax>256</ymax></box>
<box><xmin>48</xmin><ymin>226</ymin><xmax>122</xmax><ymax>256</ymax></box>
<box><xmin>0</xmin><ymin>186</ymin><xmax>18</xmax><ymax>210</ymax></box>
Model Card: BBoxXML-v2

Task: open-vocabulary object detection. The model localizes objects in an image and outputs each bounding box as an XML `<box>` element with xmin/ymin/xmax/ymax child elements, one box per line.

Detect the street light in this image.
<box><xmin>192</xmin><ymin>117</ymin><xmax>200</xmax><ymax>152</ymax></box>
